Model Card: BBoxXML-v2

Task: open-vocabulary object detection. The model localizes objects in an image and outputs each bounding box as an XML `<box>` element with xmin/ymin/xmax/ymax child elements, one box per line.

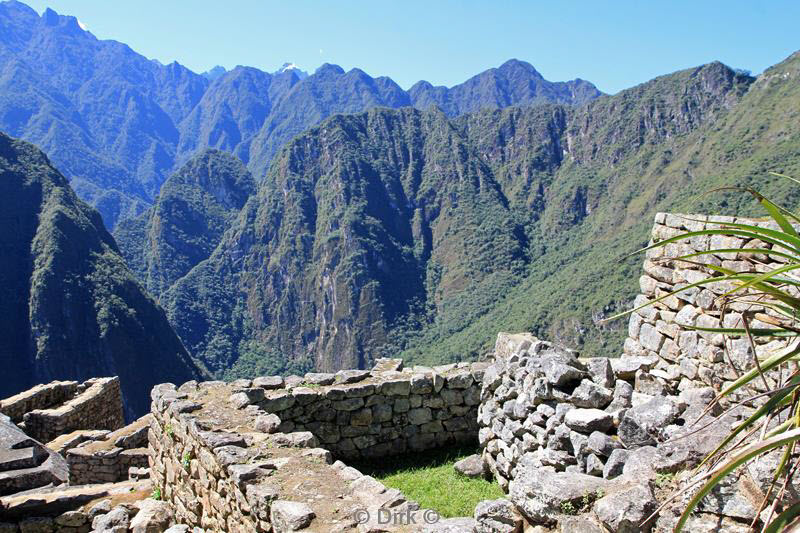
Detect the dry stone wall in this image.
<box><xmin>0</xmin><ymin>381</ymin><xmax>78</xmax><ymax>423</ymax></box>
<box><xmin>240</xmin><ymin>361</ymin><xmax>485</xmax><ymax>461</ymax></box>
<box><xmin>149</xmin><ymin>378</ymin><xmax>466</xmax><ymax>532</ymax></box>
<box><xmin>0</xmin><ymin>378</ymin><xmax>161</xmax><ymax>533</ymax></box>
<box><xmin>0</xmin><ymin>415</ymin><xmax>68</xmax><ymax>497</ymax></box>
<box><xmin>67</xmin><ymin>415</ymin><xmax>151</xmax><ymax>485</ymax></box>
<box><xmin>474</xmin><ymin>210</ymin><xmax>799</xmax><ymax>532</ymax></box>
<box><xmin>18</xmin><ymin>377</ymin><xmax>125</xmax><ymax>443</ymax></box>
<box><xmin>0</xmin><ymin>479</ymin><xmax>155</xmax><ymax>532</ymax></box>
<box><xmin>623</xmin><ymin>212</ymin><xmax>794</xmax><ymax>395</ymax></box>
<box><xmin>478</xmin><ymin>333</ymin><xmax>627</xmax><ymax>492</ymax></box>
<box><xmin>478</xmin><ymin>332</ymin><xmax>765</xmax><ymax>532</ymax></box>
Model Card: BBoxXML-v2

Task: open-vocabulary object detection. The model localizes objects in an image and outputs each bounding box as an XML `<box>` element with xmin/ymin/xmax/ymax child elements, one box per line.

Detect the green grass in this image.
<box><xmin>352</xmin><ymin>444</ymin><xmax>504</xmax><ymax>518</ymax></box>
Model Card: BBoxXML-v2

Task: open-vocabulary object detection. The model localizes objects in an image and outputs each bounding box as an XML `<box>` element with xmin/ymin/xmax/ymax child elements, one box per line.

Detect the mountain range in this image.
<box><xmin>0</xmin><ymin>0</ymin><xmax>600</xmax><ymax>229</ymax></box>
<box><xmin>1</xmin><ymin>0</ymin><xmax>799</xmax><ymax>408</ymax></box>
<box><xmin>144</xmin><ymin>58</ymin><xmax>790</xmax><ymax>378</ymax></box>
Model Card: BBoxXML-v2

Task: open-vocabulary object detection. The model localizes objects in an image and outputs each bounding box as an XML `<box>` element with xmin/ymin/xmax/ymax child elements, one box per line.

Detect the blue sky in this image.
<box><xmin>22</xmin><ymin>0</ymin><xmax>800</xmax><ymax>94</ymax></box>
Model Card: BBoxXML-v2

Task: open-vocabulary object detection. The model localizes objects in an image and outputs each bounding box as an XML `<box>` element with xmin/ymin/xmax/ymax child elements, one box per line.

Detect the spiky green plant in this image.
<box><xmin>610</xmin><ymin>173</ymin><xmax>800</xmax><ymax>531</ymax></box>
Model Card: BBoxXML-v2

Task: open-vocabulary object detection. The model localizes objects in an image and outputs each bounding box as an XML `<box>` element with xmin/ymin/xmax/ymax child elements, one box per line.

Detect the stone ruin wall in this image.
<box><xmin>0</xmin><ymin>381</ymin><xmax>78</xmax><ymax>423</ymax></box>
<box><xmin>246</xmin><ymin>361</ymin><xmax>485</xmax><ymax>461</ymax></box>
<box><xmin>148</xmin><ymin>362</ymin><xmax>486</xmax><ymax>532</ymax></box>
<box><xmin>8</xmin><ymin>377</ymin><xmax>125</xmax><ymax>443</ymax></box>
<box><xmin>66</xmin><ymin>415</ymin><xmax>150</xmax><ymax>485</ymax></box>
<box><xmin>2</xmin><ymin>212</ymin><xmax>792</xmax><ymax>533</ymax></box>
<box><xmin>623</xmin><ymin>212</ymin><xmax>793</xmax><ymax>395</ymax></box>
<box><xmin>0</xmin><ymin>377</ymin><xmax>149</xmax><ymax>533</ymax></box>
<box><xmin>478</xmin><ymin>334</ymin><xmax>628</xmax><ymax>492</ymax></box>
<box><xmin>471</xmin><ymin>212</ymin><xmax>795</xmax><ymax>532</ymax></box>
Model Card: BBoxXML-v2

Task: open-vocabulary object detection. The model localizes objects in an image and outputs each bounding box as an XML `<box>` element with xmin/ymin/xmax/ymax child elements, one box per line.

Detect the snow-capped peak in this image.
<box><xmin>275</xmin><ymin>62</ymin><xmax>309</xmax><ymax>79</ymax></box>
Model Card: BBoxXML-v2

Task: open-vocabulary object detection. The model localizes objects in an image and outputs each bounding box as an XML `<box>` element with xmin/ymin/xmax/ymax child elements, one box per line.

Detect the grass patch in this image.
<box><xmin>351</xmin><ymin>444</ymin><xmax>504</xmax><ymax>518</ymax></box>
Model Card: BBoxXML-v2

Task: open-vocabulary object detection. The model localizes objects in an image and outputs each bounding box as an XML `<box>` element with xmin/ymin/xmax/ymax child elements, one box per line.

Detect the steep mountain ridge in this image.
<box><xmin>414</xmin><ymin>54</ymin><xmax>800</xmax><ymax>363</ymax></box>
<box><xmin>164</xmin><ymin>108</ymin><xmax>527</xmax><ymax>376</ymax></box>
<box><xmin>0</xmin><ymin>1</ymin><xmax>207</xmax><ymax>226</ymax></box>
<box><xmin>156</xmin><ymin>58</ymin><xmax>766</xmax><ymax>377</ymax></box>
<box><xmin>115</xmin><ymin>150</ymin><xmax>256</xmax><ymax>299</ymax></box>
<box><xmin>396</xmin><ymin>61</ymin><xmax>758</xmax><ymax>362</ymax></box>
<box><xmin>0</xmin><ymin>0</ymin><xmax>602</xmax><ymax>228</ymax></box>
<box><xmin>0</xmin><ymin>131</ymin><xmax>203</xmax><ymax>416</ymax></box>
<box><xmin>410</xmin><ymin>59</ymin><xmax>601</xmax><ymax>116</ymax></box>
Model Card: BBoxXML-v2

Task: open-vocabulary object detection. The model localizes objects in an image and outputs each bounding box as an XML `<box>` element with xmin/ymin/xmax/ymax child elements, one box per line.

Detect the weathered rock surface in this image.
<box><xmin>270</xmin><ymin>500</ymin><xmax>316</xmax><ymax>531</ymax></box>
<box><xmin>509</xmin><ymin>459</ymin><xmax>608</xmax><ymax>525</ymax></box>
<box><xmin>474</xmin><ymin>498</ymin><xmax>522</xmax><ymax>533</ymax></box>
<box><xmin>593</xmin><ymin>479</ymin><xmax>657</xmax><ymax>532</ymax></box>
<box><xmin>454</xmin><ymin>454</ymin><xmax>487</xmax><ymax>479</ymax></box>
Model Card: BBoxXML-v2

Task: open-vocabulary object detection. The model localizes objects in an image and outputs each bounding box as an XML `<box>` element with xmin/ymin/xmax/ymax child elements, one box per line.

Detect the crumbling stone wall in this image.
<box><xmin>478</xmin><ymin>331</ymin><xmax>765</xmax><ymax>532</ymax></box>
<box><xmin>149</xmin><ymin>380</ymin><xmax>450</xmax><ymax>532</ymax></box>
<box><xmin>623</xmin><ymin>212</ymin><xmax>793</xmax><ymax>394</ymax></box>
<box><xmin>232</xmin><ymin>361</ymin><xmax>485</xmax><ymax>461</ymax></box>
<box><xmin>22</xmin><ymin>377</ymin><xmax>125</xmax><ymax>443</ymax></box>
<box><xmin>479</xmin><ymin>333</ymin><xmax>627</xmax><ymax>491</ymax></box>
<box><xmin>67</xmin><ymin>415</ymin><xmax>150</xmax><ymax>485</ymax></box>
<box><xmin>0</xmin><ymin>381</ymin><xmax>78</xmax><ymax>423</ymax></box>
<box><xmin>0</xmin><ymin>416</ymin><xmax>68</xmax><ymax>497</ymax></box>
<box><xmin>0</xmin><ymin>478</ymin><xmax>155</xmax><ymax>531</ymax></box>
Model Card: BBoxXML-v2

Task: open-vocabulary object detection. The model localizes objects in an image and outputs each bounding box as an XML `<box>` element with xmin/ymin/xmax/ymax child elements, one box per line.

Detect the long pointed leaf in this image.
<box><xmin>676</xmin><ymin>428</ymin><xmax>800</xmax><ymax>532</ymax></box>
<box><xmin>674</xmin><ymin>248</ymin><xmax>800</xmax><ymax>263</ymax></box>
<box><xmin>685</xmin><ymin>326</ymin><xmax>797</xmax><ymax>337</ymax></box>
<box><xmin>697</xmin><ymin>384</ymin><xmax>797</xmax><ymax>470</ymax></box>
<box><xmin>636</xmin><ymin>228</ymin><xmax>800</xmax><ymax>256</ymax></box>
<box><xmin>763</xmin><ymin>500</ymin><xmax>800</xmax><ymax>533</ymax></box>
<box><xmin>699</xmin><ymin>220</ymin><xmax>800</xmax><ymax>254</ymax></box>
<box><xmin>720</xmin><ymin>341</ymin><xmax>800</xmax><ymax>398</ymax></box>
<box><xmin>603</xmin><ymin>272</ymin><xmax>764</xmax><ymax>323</ymax></box>
<box><xmin>719</xmin><ymin>263</ymin><xmax>800</xmax><ymax>300</ymax></box>
<box><xmin>759</xmin><ymin>194</ymin><xmax>800</xmax><ymax>239</ymax></box>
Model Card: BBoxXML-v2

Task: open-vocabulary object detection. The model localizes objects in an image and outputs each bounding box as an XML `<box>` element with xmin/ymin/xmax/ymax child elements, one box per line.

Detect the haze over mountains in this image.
<box><xmin>0</xmin><ymin>0</ymin><xmax>601</xmax><ymax>229</ymax></box>
<box><xmin>0</xmin><ymin>0</ymin><xmax>799</xmax><ymax>413</ymax></box>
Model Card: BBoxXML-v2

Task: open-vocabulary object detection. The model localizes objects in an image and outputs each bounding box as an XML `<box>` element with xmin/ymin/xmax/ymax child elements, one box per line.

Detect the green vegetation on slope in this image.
<box><xmin>166</xmin><ymin>108</ymin><xmax>528</xmax><ymax>376</ymax></box>
<box><xmin>114</xmin><ymin>149</ymin><xmax>255</xmax><ymax>299</ymax></box>
<box><xmin>433</xmin><ymin>54</ymin><xmax>800</xmax><ymax>364</ymax></box>
<box><xmin>353</xmin><ymin>444</ymin><xmax>504</xmax><ymax>518</ymax></box>
<box><xmin>0</xmin><ymin>131</ymin><xmax>204</xmax><ymax>416</ymax></box>
<box><xmin>158</xmin><ymin>54</ymin><xmax>800</xmax><ymax>376</ymax></box>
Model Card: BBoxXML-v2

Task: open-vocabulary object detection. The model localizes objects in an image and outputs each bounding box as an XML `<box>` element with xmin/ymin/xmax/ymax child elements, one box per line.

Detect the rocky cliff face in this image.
<box><xmin>0</xmin><ymin>132</ymin><xmax>203</xmax><ymax>415</ymax></box>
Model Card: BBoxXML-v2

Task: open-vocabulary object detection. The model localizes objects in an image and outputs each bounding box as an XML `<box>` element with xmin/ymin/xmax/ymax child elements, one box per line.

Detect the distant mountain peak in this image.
<box><xmin>201</xmin><ymin>65</ymin><xmax>227</xmax><ymax>81</ymax></box>
<box><xmin>41</xmin><ymin>6</ymin><xmax>58</xmax><ymax>25</ymax></box>
<box><xmin>409</xmin><ymin>59</ymin><xmax>602</xmax><ymax>116</ymax></box>
<box><xmin>0</xmin><ymin>1</ymin><xmax>603</xmax><ymax>230</ymax></box>
<box><xmin>498</xmin><ymin>58</ymin><xmax>544</xmax><ymax>78</ymax></box>
<box><xmin>39</xmin><ymin>6</ymin><xmax>86</xmax><ymax>34</ymax></box>
<box><xmin>276</xmin><ymin>62</ymin><xmax>308</xmax><ymax>79</ymax></box>
<box><xmin>314</xmin><ymin>63</ymin><xmax>345</xmax><ymax>77</ymax></box>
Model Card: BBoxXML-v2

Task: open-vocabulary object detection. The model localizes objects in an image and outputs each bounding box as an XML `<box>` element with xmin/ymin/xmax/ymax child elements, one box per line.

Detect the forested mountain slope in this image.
<box><xmin>115</xmin><ymin>150</ymin><xmax>255</xmax><ymax>299</ymax></box>
<box><xmin>158</xmin><ymin>57</ymin><xmax>793</xmax><ymax>377</ymax></box>
<box><xmin>0</xmin><ymin>132</ymin><xmax>203</xmax><ymax>416</ymax></box>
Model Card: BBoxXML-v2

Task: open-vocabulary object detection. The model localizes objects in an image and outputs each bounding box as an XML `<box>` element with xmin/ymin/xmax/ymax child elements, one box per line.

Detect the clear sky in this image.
<box><xmin>20</xmin><ymin>0</ymin><xmax>800</xmax><ymax>94</ymax></box>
